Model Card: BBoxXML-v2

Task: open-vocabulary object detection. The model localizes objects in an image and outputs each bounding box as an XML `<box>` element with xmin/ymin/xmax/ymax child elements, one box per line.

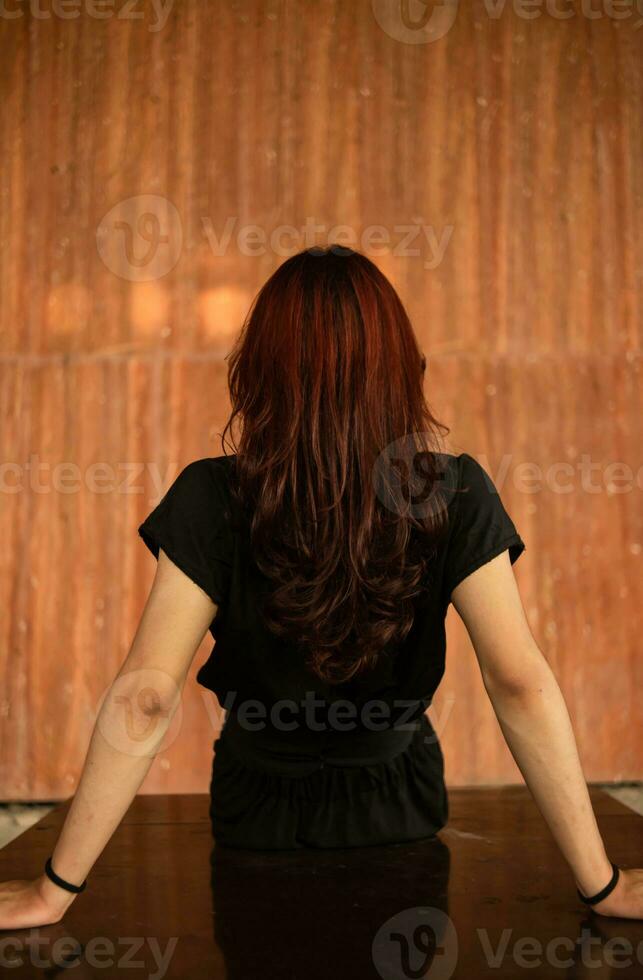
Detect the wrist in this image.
<box><xmin>36</xmin><ymin>872</ymin><xmax>79</xmax><ymax>913</ymax></box>
<box><xmin>573</xmin><ymin>854</ymin><xmax>615</xmax><ymax>899</ymax></box>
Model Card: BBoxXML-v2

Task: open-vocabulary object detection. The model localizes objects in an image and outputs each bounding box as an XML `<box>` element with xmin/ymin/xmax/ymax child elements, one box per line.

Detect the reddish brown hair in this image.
<box><xmin>222</xmin><ymin>246</ymin><xmax>449</xmax><ymax>685</ymax></box>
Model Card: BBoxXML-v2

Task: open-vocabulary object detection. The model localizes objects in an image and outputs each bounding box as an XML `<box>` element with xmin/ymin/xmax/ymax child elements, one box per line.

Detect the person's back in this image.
<box><xmin>137</xmin><ymin>247</ymin><xmax>525</xmax><ymax>849</ymax></box>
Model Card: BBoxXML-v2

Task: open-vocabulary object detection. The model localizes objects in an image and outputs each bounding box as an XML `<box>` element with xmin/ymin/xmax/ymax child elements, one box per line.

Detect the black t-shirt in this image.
<box><xmin>137</xmin><ymin>451</ymin><xmax>525</xmax><ymax>849</ymax></box>
<box><xmin>138</xmin><ymin>451</ymin><xmax>525</xmax><ymax>708</ymax></box>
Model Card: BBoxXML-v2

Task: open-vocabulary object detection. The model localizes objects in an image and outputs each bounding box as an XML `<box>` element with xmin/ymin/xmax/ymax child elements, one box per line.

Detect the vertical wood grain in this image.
<box><xmin>0</xmin><ymin>0</ymin><xmax>641</xmax><ymax>796</ymax></box>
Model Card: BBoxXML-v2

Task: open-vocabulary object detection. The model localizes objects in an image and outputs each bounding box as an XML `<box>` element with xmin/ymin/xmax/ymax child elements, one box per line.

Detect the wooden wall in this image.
<box><xmin>1</xmin><ymin>0</ymin><xmax>641</xmax><ymax>798</ymax></box>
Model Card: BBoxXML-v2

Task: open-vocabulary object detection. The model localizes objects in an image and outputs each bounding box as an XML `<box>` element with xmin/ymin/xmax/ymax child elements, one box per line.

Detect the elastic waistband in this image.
<box><xmin>217</xmin><ymin>710</ymin><xmax>423</xmax><ymax>777</ymax></box>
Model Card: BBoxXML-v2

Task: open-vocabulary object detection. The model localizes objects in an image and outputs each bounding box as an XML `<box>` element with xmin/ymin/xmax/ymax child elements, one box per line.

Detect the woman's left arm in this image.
<box><xmin>451</xmin><ymin>550</ymin><xmax>643</xmax><ymax>920</ymax></box>
<box><xmin>0</xmin><ymin>549</ymin><xmax>217</xmax><ymax>930</ymax></box>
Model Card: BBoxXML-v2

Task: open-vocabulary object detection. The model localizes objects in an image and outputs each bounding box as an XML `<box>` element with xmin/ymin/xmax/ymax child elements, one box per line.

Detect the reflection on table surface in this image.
<box><xmin>0</xmin><ymin>787</ymin><xmax>641</xmax><ymax>979</ymax></box>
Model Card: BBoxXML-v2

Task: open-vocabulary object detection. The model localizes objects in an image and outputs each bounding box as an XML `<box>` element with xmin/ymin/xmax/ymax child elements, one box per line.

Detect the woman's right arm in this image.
<box><xmin>451</xmin><ymin>549</ymin><xmax>643</xmax><ymax>919</ymax></box>
<box><xmin>0</xmin><ymin>549</ymin><xmax>217</xmax><ymax>930</ymax></box>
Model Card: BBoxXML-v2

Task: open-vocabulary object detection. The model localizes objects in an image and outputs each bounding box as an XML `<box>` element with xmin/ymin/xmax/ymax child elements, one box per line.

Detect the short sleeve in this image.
<box><xmin>137</xmin><ymin>458</ymin><xmax>233</xmax><ymax>607</ymax></box>
<box><xmin>443</xmin><ymin>452</ymin><xmax>525</xmax><ymax>603</ymax></box>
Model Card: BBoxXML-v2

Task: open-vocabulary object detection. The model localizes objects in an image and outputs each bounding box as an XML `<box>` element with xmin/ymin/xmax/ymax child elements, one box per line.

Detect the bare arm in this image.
<box><xmin>451</xmin><ymin>550</ymin><xmax>643</xmax><ymax>919</ymax></box>
<box><xmin>0</xmin><ymin>549</ymin><xmax>217</xmax><ymax>929</ymax></box>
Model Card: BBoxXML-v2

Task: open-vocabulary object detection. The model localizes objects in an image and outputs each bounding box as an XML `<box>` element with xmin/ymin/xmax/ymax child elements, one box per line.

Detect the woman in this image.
<box><xmin>1</xmin><ymin>245</ymin><xmax>641</xmax><ymax>928</ymax></box>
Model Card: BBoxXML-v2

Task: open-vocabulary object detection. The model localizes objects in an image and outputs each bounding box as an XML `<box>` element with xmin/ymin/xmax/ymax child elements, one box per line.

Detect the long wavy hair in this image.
<box><xmin>221</xmin><ymin>246</ymin><xmax>450</xmax><ymax>685</ymax></box>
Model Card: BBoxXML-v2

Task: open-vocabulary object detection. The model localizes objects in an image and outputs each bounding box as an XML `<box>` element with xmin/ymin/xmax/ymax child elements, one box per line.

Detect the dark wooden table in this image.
<box><xmin>0</xmin><ymin>787</ymin><xmax>641</xmax><ymax>978</ymax></box>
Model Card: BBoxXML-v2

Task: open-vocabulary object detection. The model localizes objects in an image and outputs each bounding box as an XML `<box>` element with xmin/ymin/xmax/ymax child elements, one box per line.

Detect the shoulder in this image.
<box><xmin>429</xmin><ymin>451</ymin><xmax>480</xmax><ymax>477</ymax></box>
<box><xmin>170</xmin><ymin>455</ymin><xmax>243</xmax><ymax>531</ymax></box>
<box><xmin>178</xmin><ymin>453</ymin><xmax>236</xmax><ymax>478</ymax></box>
<box><xmin>429</xmin><ymin>451</ymin><xmax>482</xmax><ymax>508</ymax></box>
<box><xmin>453</xmin><ymin>452</ymin><xmax>501</xmax><ymax>499</ymax></box>
<box><xmin>432</xmin><ymin>450</ymin><xmax>520</xmax><ymax>550</ymax></box>
<box><xmin>142</xmin><ymin>454</ymin><xmax>238</xmax><ymax>528</ymax></box>
<box><xmin>139</xmin><ymin>455</ymin><xmax>239</xmax><ymax>549</ymax></box>
<box><xmin>438</xmin><ymin>450</ymin><xmax>525</xmax><ymax>602</ymax></box>
<box><xmin>431</xmin><ymin>451</ymin><xmax>504</xmax><ymax>510</ymax></box>
<box><xmin>138</xmin><ymin>455</ymin><xmax>237</xmax><ymax>604</ymax></box>
<box><xmin>170</xmin><ymin>454</ymin><xmax>237</xmax><ymax>496</ymax></box>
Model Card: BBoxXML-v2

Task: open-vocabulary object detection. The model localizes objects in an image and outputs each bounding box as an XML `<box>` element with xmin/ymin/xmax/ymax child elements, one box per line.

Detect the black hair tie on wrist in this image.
<box><xmin>577</xmin><ymin>862</ymin><xmax>620</xmax><ymax>906</ymax></box>
<box><xmin>44</xmin><ymin>856</ymin><xmax>87</xmax><ymax>894</ymax></box>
